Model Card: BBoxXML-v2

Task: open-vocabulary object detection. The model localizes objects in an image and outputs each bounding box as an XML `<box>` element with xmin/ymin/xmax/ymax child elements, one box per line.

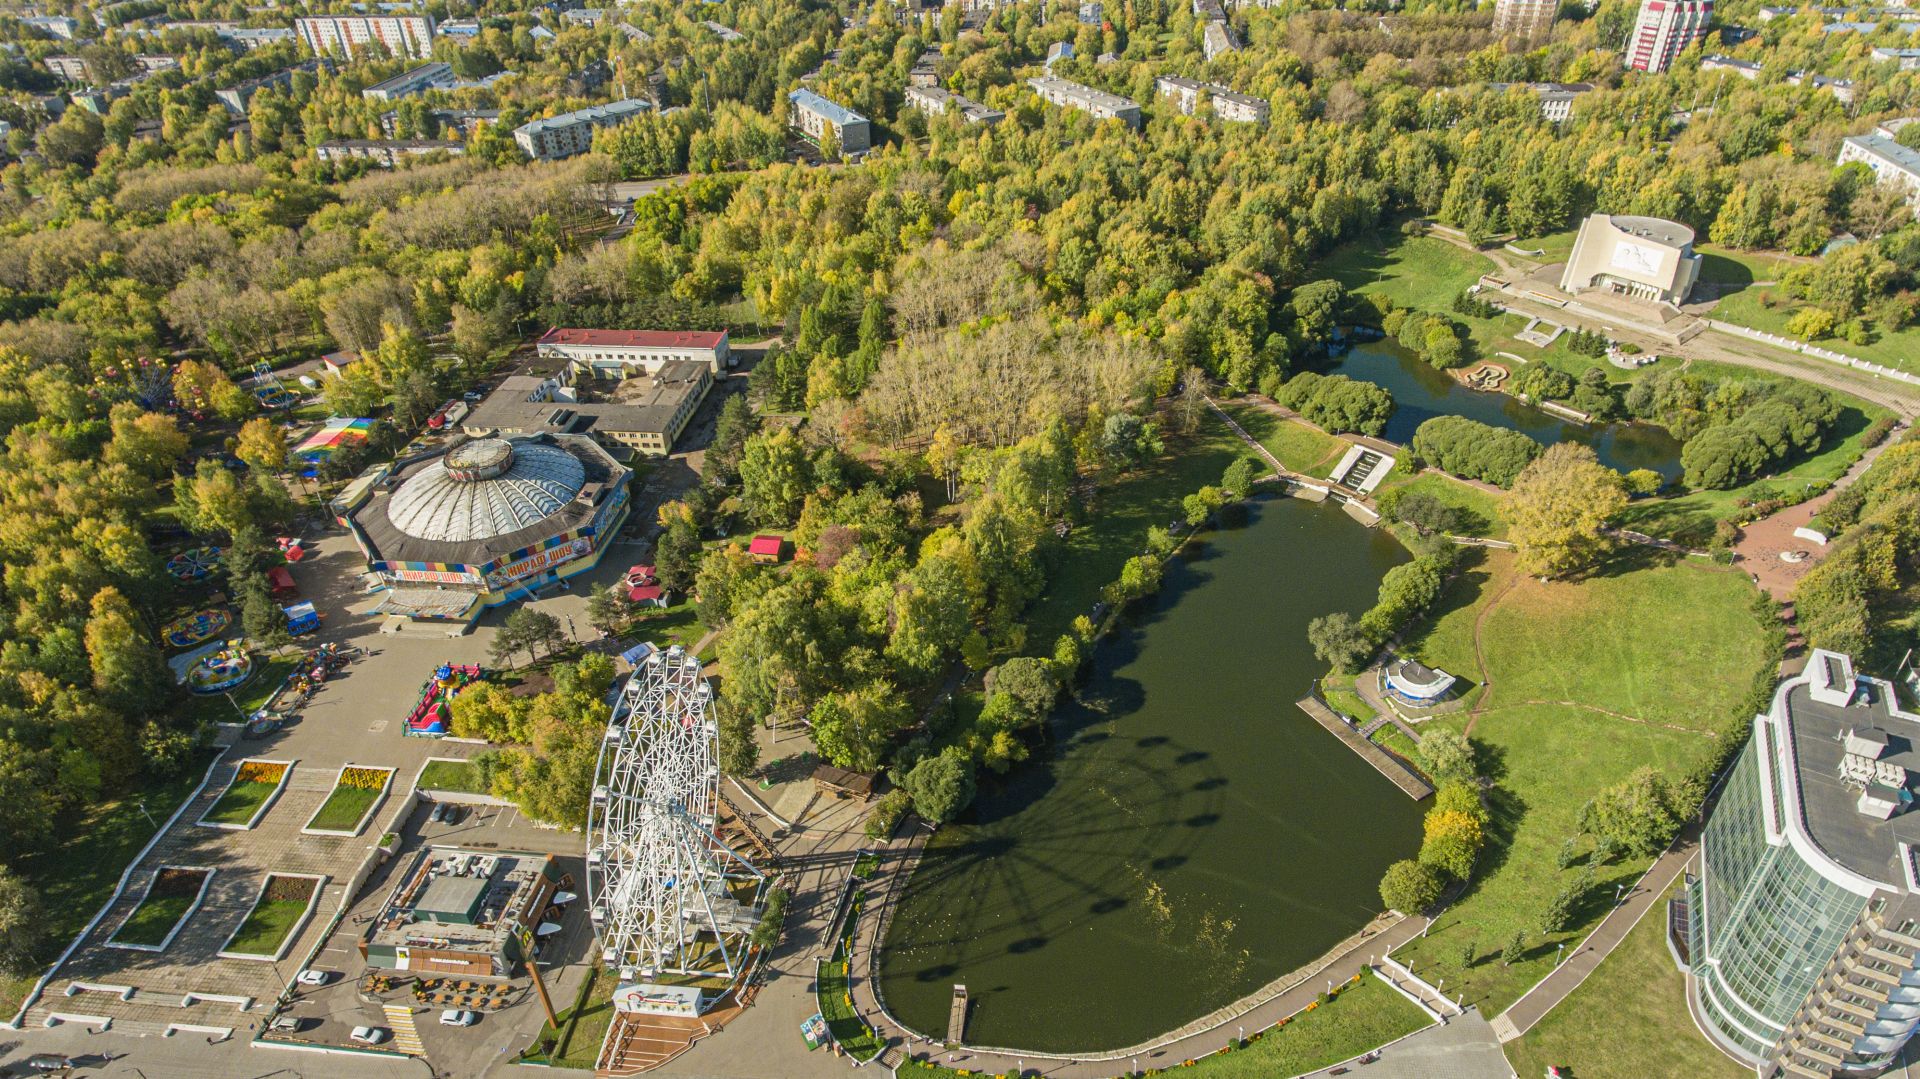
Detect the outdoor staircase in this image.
<box><xmin>1342</xmin><ymin>450</ymin><xmax>1384</xmax><ymax>489</ymax></box>
<box><xmin>383</xmin><ymin>1003</ymin><xmax>424</xmax><ymax>1055</ymax></box>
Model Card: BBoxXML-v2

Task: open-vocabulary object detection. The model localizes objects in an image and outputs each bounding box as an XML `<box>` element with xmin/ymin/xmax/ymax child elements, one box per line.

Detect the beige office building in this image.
<box><xmin>1559</xmin><ymin>214</ymin><xmax>1703</xmax><ymax>306</ymax></box>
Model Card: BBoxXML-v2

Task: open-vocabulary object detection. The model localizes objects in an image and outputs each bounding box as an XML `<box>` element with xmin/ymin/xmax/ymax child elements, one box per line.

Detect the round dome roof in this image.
<box><xmin>386</xmin><ymin>438</ymin><xmax>588</xmax><ymax>545</ymax></box>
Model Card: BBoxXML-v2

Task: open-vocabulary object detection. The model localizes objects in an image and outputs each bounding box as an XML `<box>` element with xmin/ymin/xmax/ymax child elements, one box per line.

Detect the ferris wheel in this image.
<box><xmin>586</xmin><ymin>646</ymin><xmax>765</xmax><ymax>990</ymax></box>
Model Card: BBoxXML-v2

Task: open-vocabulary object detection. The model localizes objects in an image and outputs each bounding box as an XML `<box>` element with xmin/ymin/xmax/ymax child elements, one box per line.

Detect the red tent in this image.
<box><xmin>267</xmin><ymin>565</ymin><xmax>298</xmax><ymax>598</ymax></box>
<box><xmin>628</xmin><ymin>583</ymin><xmax>665</xmax><ymax>605</ymax></box>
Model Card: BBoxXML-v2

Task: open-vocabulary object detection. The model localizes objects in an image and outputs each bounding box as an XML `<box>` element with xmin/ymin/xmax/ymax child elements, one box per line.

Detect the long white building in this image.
<box><xmin>296</xmin><ymin>15</ymin><xmax>436</xmax><ymax>60</ymax></box>
<box><xmin>536</xmin><ymin>328</ymin><xmax>733</xmax><ymax>376</ymax></box>
<box><xmin>513</xmin><ymin>99</ymin><xmax>651</xmax><ymax>161</ymax></box>
<box><xmin>1154</xmin><ymin>76</ymin><xmax>1268</xmax><ymax>124</ymax></box>
<box><xmin>1839</xmin><ymin>134</ymin><xmax>1920</xmax><ymax>214</ymax></box>
<box><xmin>1027</xmin><ymin>75</ymin><xmax>1141</xmax><ymax>129</ymax></box>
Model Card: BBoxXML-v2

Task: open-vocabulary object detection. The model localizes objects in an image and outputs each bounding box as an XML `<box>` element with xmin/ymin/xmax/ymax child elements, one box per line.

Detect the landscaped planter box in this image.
<box><xmin>217</xmin><ymin>873</ymin><xmax>327</xmax><ymax>961</ymax></box>
<box><xmin>106</xmin><ymin>866</ymin><xmax>215</xmax><ymax>953</ymax></box>
<box><xmin>196</xmin><ymin>759</ymin><xmax>294</xmax><ymax>830</ymax></box>
<box><xmin>302</xmin><ymin>765</ymin><xmax>395</xmax><ymax>837</ymax></box>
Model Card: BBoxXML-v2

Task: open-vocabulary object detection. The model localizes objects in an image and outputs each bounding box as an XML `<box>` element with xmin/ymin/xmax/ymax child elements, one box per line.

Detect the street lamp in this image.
<box><xmin>1616</xmin><ymin>882</ymin><xmax>1627</xmax><ymax>904</ymax></box>
<box><xmin>1557</xmin><ymin>942</ymin><xmax>1565</xmax><ymax>965</ymax></box>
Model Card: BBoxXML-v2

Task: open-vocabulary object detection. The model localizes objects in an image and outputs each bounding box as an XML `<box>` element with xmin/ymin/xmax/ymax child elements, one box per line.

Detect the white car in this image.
<box><xmin>295</xmin><ymin>969</ymin><xmax>332</xmax><ymax>986</ymax></box>
<box><xmin>349</xmin><ymin>1026</ymin><xmax>389</xmax><ymax>1045</ymax></box>
<box><xmin>439</xmin><ymin>1009</ymin><xmax>479</xmax><ymax>1026</ymax></box>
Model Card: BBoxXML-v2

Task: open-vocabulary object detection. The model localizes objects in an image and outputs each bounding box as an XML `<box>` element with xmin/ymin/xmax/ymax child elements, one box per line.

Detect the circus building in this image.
<box><xmin>340</xmin><ymin>434</ymin><xmax>630</xmax><ymax>627</ymax></box>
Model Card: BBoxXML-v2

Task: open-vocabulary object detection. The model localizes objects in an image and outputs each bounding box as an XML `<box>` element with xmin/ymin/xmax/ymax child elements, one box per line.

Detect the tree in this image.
<box><xmin>1507</xmin><ymin>443</ymin><xmax>1627</xmax><ymax>579</ymax></box>
<box><xmin>1378</xmin><ymin>859</ymin><xmax>1443</xmax><ymax>914</ymax></box>
<box><xmin>864</xmin><ymin>788</ymin><xmax>911</xmax><ymax>840</ymax></box>
<box><xmin>238</xmin><ymin>572</ymin><xmax>290</xmax><ymax>646</ymax></box>
<box><xmin>172</xmin><ymin>359</ymin><xmax>251</xmax><ymax>421</ymax></box>
<box><xmin>495</xmin><ymin>608</ymin><xmax>566</xmax><ymax>666</ymax></box>
<box><xmin>1101</xmin><ymin>412</ymin><xmax>1162</xmax><ymax>472</ymax></box>
<box><xmin>0</xmin><ymin>868</ymin><xmax>46</xmax><ymax>977</ymax></box>
<box><xmin>450</xmin><ymin>302</ymin><xmax>498</xmax><ymax>367</ymax></box>
<box><xmin>1307</xmin><ymin>612</ymin><xmax>1375</xmax><ymax>674</ymax></box>
<box><xmin>983</xmin><ymin>657</ymin><xmax>1059</xmax><ymax>729</ymax></box>
<box><xmin>903</xmin><ymin>748</ymin><xmax>976</xmax><ymax>824</ymax></box>
<box><xmin>738</xmin><ymin>428</ymin><xmax>812</xmax><ymax>523</ymax></box>
<box><xmin>1420</xmin><ymin>808</ymin><xmax>1483</xmax><ymax>880</ymax></box>
<box><xmin>654</xmin><ymin>515</ymin><xmax>702</xmax><ymax>594</ymax></box>
<box><xmin>717</xmin><ymin>698</ymin><xmax>759</xmax><ymax>776</ymax></box>
<box><xmin>1222</xmin><ymin>457</ymin><xmax>1257</xmax><ymax>499</ymax></box>
<box><xmin>104</xmin><ymin>404</ymin><xmax>189</xmax><ymax>477</ymax></box>
<box><xmin>705</xmin><ymin>394</ymin><xmax>755</xmax><ymax>485</ymax></box>
<box><xmin>1182</xmin><ymin>485</ymin><xmax>1228</xmax><ymax>528</ymax></box>
<box><xmin>1622</xmin><ymin>468</ymin><xmax>1663</xmax><ymax>497</ymax></box>
<box><xmin>449</xmin><ymin>682</ymin><xmax>532</xmax><ymax>742</ymax></box>
<box><xmin>1501</xmin><ymin>932</ymin><xmax>1527</xmax><ymax>966</ymax></box>
<box><xmin>1416</xmin><ymin>729</ymin><xmax>1477</xmax><ymax>784</ymax></box>
<box><xmin>85</xmin><ymin>587</ymin><xmax>169</xmax><ymax>716</ymax></box>
<box><xmin>1539</xmin><ymin>883</ymin><xmax>1580</xmax><ymax>935</ymax></box>
<box><xmin>585</xmin><ymin>585</ymin><xmax>633</xmax><ymax>637</ymax></box>
<box><xmin>1586</xmin><ymin>766</ymin><xmax>1684</xmax><ymax>856</ymax></box>
<box><xmin>234</xmin><ymin>416</ymin><xmax>287</xmax><ymax>474</ymax></box>
<box><xmin>809</xmin><ymin>682</ymin><xmax>909</xmax><ymax>772</ymax></box>
<box><xmin>926</xmin><ymin>424</ymin><xmax>963</xmax><ymax>503</ymax></box>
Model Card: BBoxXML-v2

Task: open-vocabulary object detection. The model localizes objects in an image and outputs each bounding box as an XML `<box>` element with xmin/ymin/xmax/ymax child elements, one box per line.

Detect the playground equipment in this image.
<box><xmin>165</xmin><ymin>546</ymin><xmax>223</xmax><ymax>582</ymax></box>
<box><xmin>1462</xmin><ymin>363</ymin><xmax>1510</xmax><ymax>391</ymax></box>
<box><xmin>284</xmin><ymin>601</ymin><xmax>320</xmax><ymax>637</ymax></box>
<box><xmin>403</xmin><ymin>663</ymin><xmax>483</xmax><ymax>737</ymax></box>
<box><xmin>244</xmin><ymin>643</ymin><xmax>351</xmax><ymax>738</ymax></box>
<box><xmin>250</xmin><ymin>362</ymin><xmax>298</xmax><ymax>410</ymax></box>
<box><xmin>187</xmin><ymin>644</ymin><xmax>256</xmax><ymax>695</ymax></box>
<box><xmin>164</xmin><ymin>608</ymin><xmax>232</xmax><ymax>650</ymax></box>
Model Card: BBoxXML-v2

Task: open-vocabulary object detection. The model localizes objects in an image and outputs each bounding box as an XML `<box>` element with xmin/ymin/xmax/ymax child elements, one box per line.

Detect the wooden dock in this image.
<box><xmin>1296</xmin><ymin>697</ymin><xmax>1434</xmax><ymax>800</ymax></box>
<box><xmin>948</xmin><ymin>984</ymin><xmax>968</xmax><ymax>1044</ymax></box>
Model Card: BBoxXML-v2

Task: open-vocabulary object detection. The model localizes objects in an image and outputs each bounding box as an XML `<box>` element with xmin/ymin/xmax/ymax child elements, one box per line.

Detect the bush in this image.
<box><xmin>1379</xmin><ymin>489</ymin><xmax>1464</xmax><ymax>535</ymax></box>
<box><xmin>864</xmin><ymin>789</ymin><xmax>910</xmax><ymax>840</ymax></box>
<box><xmin>1622</xmin><ymin>468</ymin><xmax>1664</xmax><ymax>497</ymax></box>
<box><xmin>1680</xmin><ymin>386</ymin><xmax>1840</xmax><ymax>490</ymax></box>
<box><xmin>1275</xmin><ymin>372</ymin><xmax>1395</xmax><ymax>436</ymax></box>
<box><xmin>1378</xmin><ymin>859</ymin><xmax>1444</xmax><ymax>914</ymax></box>
<box><xmin>1451</xmin><ymin>289</ymin><xmax>1499</xmax><ymax>319</ymax></box>
<box><xmin>1411</xmin><ymin>415</ymin><xmax>1543</xmax><ymax>487</ymax></box>
<box><xmin>1861</xmin><ymin>415</ymin><xmax>1898</xmax><ymax>449</ymax></box>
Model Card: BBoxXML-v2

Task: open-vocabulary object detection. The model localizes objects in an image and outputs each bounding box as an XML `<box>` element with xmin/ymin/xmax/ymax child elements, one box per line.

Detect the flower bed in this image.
<box><xmin>303</xmin><ymin>765</ymin><xmax>395</xmax><ymax>836</ymax></box>
<box><xmin>198</xmin><ymin>759</ymin><xmax>293</xmax><ymax>830</ymax></box>
<box><xmin>108</xmin><ymin>866</ymin><xmax>214</xmax><ymax>951</ymax></box>
<box><xmin>219</xmin><ymin>873</ymin><xmax>325</xmax><ymax>961</ymax></box>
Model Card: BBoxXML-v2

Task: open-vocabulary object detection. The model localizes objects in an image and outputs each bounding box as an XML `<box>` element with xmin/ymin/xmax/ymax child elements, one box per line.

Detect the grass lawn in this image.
<box><xmin>1712</xmin><ymin>283</ymin><xmax>1920</xmax><ymax>378</ymax></box>
<box><xmin>0</xmin><ymin>751</ymin><xmax>214</xmax><ymax>1008</ymax></box>
<box><xmin>528</xmin><ymin>965</ymin><xmax>616</xmax><ymax>1068</ymax></box>
<box><xmin>307</xmin><ymin>784</ymin><xmax>382</xmax><ymax>833</ymax></box>
<box><xmin>1320</xmin><ymin>234</ymin><xmax>1496</xmax><ymax>313</ymax></box>
<box><xmin>223</xmin><ymin>898</ymin><xmax>309</xmax><ymax>957</ymax></box>
<box><xmin>1507</xmin><ymin>228</ymin><xmax>1581</xmax><ymax>265</ymax></box>
<box><xmin>1373</xmin><ymin>470</ymin><xmax>1509</xmax><ymax>539</ymax></box>
<box><xmin>112</xmin><ymin>895</ymin><xmax>194</xmax><ymax>947</ymax></box>
<box><xmin>1619</xmin><ymin>401</ymin><xmax>1891</xmax><ymax>546</ymax></box>
<box><xmin>624</xmin><ymin>602</ymin><xmax>710</xmax><ymax>652</ymax></box>
<box><xmin>1387</xmin><ymin>550</ymin><xmax>1770</xmax><ymax>1013</ymax></box>
<box><xmin>418</xmin><ymin>759</ymin><xmax>487</xmax><ymax>793</ymax></box>
<box><xmin>174</xmin><ymin>653</ymin><xmax>301</xmax><ymax>727</ymax></box>
<box><xmin>1218</xmin><ymin>401</ymin><xmax>1346</xmax><ymax>476</ymax></box>
<box><xmin>1023</xmin><ymin>412</ymin><xmax>1246</xmax><ymax>647</ymax></box>
<box><xmin>200</xmin><ymin>775</ymin><xmax>282</xmax><ymax>826</ymax></box>
<box><xmin>1505</xmin><ymin>879</ymin><xmax>1746</xmax><ymax>1079</ymax></box>
<box><xmin>818</xmin><ymin>919</ymin><xmax>882</xmax><ymax>1063</ymax></box>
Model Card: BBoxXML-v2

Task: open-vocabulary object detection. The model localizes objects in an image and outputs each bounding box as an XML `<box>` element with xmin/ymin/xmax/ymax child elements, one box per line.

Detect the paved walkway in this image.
<box><xmin>1338</xmin><ymin>1009</ymin><xmax>1514</xmax><ymax>1079</ymax></box>
<box><xmin>1732</xmin><ymin>420</ymin><xmax>1907</xmax><ymax>600</ymax></box>
<box><xmin>1491</xmin><ymin>835</ymin><xmax>1697</xmax><ymax>1042</ymax></box>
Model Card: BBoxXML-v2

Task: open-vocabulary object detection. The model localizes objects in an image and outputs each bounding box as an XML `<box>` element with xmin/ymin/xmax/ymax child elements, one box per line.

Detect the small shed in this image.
<box><xmin>627</xmin><ymin>582</ymin><xmax>666</xmax><ymax>608</ymax></box>
<box><xmin>266</xmin><ymin>565</ymin><xmax>298</xmax><ymax>598</ymax></box>
<box><xmin>812</xmin><ymin>763</ymin><xmax>875</xmax><ymax>802</ymax></box>
<box><xmin>749</xmin><ymin>535</ymin><xmax>784</xmax><ymax>565</ymax></box>
<box><xmin>321</xmin><ymin>350</ymin><xmax>361</xmax><ymax>377</ymax></box>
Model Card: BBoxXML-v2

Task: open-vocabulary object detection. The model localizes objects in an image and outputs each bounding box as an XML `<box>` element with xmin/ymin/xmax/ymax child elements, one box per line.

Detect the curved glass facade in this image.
<box><xmin>1691</xmin><ymin>735</ymin><xmax>1870</xmax><ymax>1062</ymax></box>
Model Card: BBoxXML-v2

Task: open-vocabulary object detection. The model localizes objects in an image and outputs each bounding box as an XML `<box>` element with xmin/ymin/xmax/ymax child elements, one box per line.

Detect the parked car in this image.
<box><xmin>268</xmin><ymin>1015</ymin><xmax>307</xmax><ymax>1033</ymax></box>
<box><xmin>463</xmin><ymin>390</ymin><xmax>485</xmax><ymax>403</ymax></box>
<box><xmin>444</xmin><ymin>804</ymin><xmax>466</xmax><ymax>824</ymax></box>
<box><xmin>439</xmin><ymin>1009</ymin><xmax>478</xmax><ymax>1027</ymax></box>
<box><xmin>349</xmin><ymin>1026</ymin><xmax>389</xmax><ymax>1045</ymax></box>
<box><xmin>295</xmin><ymin>969</ymin><xmax>333</xmax><ymax>986</ymax></box>
<box><xmin>16</xmin><ymin>1055</ymin><xmax>70</xmax><ymax>1073</ymax></box>
<box><xmin>429</xmin><ymin>803</ymin><xmax>448</xmax><ymax>824</ymax></box>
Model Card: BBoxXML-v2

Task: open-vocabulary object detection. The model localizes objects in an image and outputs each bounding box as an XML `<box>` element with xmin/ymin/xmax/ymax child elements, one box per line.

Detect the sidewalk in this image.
<box><xmin>1490</xmin><ymin>836</ymin><xmax>1696</xmax><ymax>1041</ymax></box>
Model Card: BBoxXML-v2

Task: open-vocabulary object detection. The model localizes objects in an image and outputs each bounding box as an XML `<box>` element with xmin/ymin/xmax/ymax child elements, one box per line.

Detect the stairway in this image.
<box><xmin>1343</xmin><ymin>451</ymin><xmax>1383</xmax><ymax>489</ymax></box>
<box><xmin>383</xmin><ymin>1003</ymin><xmax>424</xmax><ymax>1055</ymax></box>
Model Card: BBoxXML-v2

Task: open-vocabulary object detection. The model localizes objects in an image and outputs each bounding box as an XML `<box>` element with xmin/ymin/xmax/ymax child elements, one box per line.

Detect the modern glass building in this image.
<box><xmin>1686</xmin><ymin>650</ymin><xmax>1920</xmax><ymax>1077</ymax></box>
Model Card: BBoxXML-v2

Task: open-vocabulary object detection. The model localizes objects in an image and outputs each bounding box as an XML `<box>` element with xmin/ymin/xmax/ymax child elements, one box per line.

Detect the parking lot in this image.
<box><xmin>270</xmin><ymin>796</ymin><xmax>595</xmax><ymax>1079</ymax></box>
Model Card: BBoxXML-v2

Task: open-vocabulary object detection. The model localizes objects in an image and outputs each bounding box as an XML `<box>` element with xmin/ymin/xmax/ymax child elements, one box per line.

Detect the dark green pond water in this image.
<box><xmin>1328</xmin><ymin>338</ymin><xmax>1686</xmax><ymax>478</ymax></box>
<box><xmin>877</xmin><ymin>497</ymin><xmax>1424</xmax><ymax>1053</ymax></box>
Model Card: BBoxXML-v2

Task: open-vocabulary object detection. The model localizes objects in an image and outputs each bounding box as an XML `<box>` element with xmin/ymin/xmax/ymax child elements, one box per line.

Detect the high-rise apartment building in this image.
<box><xmin>296</xmin><ymin>15</ymin><xmax>436</xmax><ymax>60</ymax></box>
<box><xmin>1626</xmin><ymin>0</ymin><xmax>1713</xmax><ymax>73</ymax></box>
<box><xmin>1493</xmin><ymin>0</ymin><xmax>1557</xmax><ymax>40</ymax></box>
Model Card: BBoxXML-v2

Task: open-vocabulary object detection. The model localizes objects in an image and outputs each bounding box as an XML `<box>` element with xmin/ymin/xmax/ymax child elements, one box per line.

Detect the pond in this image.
<box><xmin>1327</xmin><ymin>339</ymin><xmax>1685</xmax><ymax>478</ymax></box>
<box><xmin>877</xmin><ymin>496</ymin><xmax>1425</xmax><ymax>1053</ymax></box>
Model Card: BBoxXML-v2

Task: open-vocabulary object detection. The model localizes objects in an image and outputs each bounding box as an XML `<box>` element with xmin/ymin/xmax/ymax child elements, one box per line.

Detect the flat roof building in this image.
<box><xmin>1155</xmin><ymin>76</ymin><xmax>1269</xmax><ymax>124</ymax></box>
<box><xmin>1839</xmin><ymin>134</ymin><xmax>1920</xmax><ymax>215</ymax></box>
<box><xmin>1874</xmin><ymin>46</ymin><xmax>1920</xmax><ymax>70</ymax></box>
<box><xmin>788</xmin><ymin>88</ymin><xmax>871</xmax><ymax>153</ymax></box>
<box><xmin>462</xmin><ymin>363</ymin><xmax>714</xmax><ymax>459</ymax></box>
<box><xmin>361</xmin><ymin>61</ymin><xmax>453</xmax><ymax>101</ymax></box>
<box><xmin>1686</xmin><ymin>651</ymin><xmax>1920</xmax><ymax>1075</ymax></box>
<box><xmin>215</xmin><ymin>59</ymin><xmax>333</xmax><ymax>115</ymax></box>
<box><xmin>904</xmin><ymin>84</ymin><xmax>1004</xmax><ymax>124</ymax></box>
<box><xmin>1559</xmin><ymin>213</ymin><xmax>1702</xmax><ymax>306</ymax></box>
<box><xmin>514</xmin><ymin>99</ymin><xmax>651</xmax><ymax>161</ymax></box>
<box><xmin>297</xmin><ymin>14</ymin><xmax>436</xmax><ymax>59</ymax></box>
<box><xmin>1201</xmin><ymin>20</ymin><xmax>1237</xmax><ymax>60</ymax></box>
<box><xmin>316</xmin><ymin>139</ymin><xmax>465</xmax><ymax>167</ymax></box>
<box><xmin>536</xmin><ymin>327</ymin><xmax>731</xmax><ymax>375</ymax></box>
<box><xmin>702</xmin><ymin>20</ymin><xmax>744</xmax><ymax>41</ymax></box>
<box><xmin>1027</xmin><ymin>75</ymin><xmax>1141</xmax><ymax>129</ymax></box>
<box><xmin>360</xmin><ymin>848</ymin><xmax>559</xmax><ymax>977</ymax></box>
<box><xmin>1488</xmin><ymin>81</ymin><xmax>1594</xmax><ymax>122</ymax></box>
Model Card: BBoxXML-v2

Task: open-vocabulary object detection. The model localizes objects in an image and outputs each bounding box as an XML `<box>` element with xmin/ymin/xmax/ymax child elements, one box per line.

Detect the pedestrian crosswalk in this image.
<box><xmin>383</xmin><ymin>1002</ymin><xmax>424</xmax><ymax>1054</ymax></box>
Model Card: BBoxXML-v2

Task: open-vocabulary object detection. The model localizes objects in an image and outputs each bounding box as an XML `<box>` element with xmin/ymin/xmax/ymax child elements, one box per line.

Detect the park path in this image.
<box><xmin>843</xmin><ymin>820</ymin><xmax>1434</xmax><ymax>1077</ymax></box>
<box><xmin>1490</xmin><ymin>835</ymin><xmax>1696</xmax><ymax>1044</ymax></box>
<box><xmin>1732</xmin><ymin>420</ymin><xmax>1907</xmax><ymax>600</ymax></box>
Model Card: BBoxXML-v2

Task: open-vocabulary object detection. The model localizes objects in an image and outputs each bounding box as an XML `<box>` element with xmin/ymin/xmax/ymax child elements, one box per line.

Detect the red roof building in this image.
<box><xmin>627</xmin><ymin>582</ymin><xmax>665</xmax><ymax>605</ymax></box>
<box><xmin>749</xmin><ymin>535</ymin><xmax>783</xmax><ymax>564</ymax></box>
<box><xmin>535</xmin><ymin>328</ymin><xmax>732</xmax><ymax>375</ymax></box>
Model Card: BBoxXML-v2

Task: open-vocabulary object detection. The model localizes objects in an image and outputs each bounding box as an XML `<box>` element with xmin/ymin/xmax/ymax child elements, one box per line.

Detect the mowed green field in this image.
<box><xmin>1319</xmin><ymin>235</ymin><xmax>1496</xmax><ymax>312</ymax></box>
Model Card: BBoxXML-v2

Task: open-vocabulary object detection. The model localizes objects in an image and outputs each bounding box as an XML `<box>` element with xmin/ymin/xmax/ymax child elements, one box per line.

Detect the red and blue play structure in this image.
<box><xmin>404</xmin><ymin>663</ymin><xmax>483</xmax><ymax>737</ymax></box>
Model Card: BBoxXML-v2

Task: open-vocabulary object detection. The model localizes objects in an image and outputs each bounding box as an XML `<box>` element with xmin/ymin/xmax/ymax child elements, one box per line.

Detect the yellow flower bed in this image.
<box><xmin>339</xmin><ymin>766</ymin><xmax>390</xmax><ymax>790</ymax></box>
<box><xmin>235</xmin><ymin>761</ymin><xmax>287</xmax><ymax>785</ymax></box>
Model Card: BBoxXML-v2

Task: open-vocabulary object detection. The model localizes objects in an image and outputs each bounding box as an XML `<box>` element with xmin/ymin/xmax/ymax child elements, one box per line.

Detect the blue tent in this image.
<box><xmin>284</xmin><ymin>600</ymin><xmax>320</xmax><ymax>636</ymax></box>
<box><xmin>620</xmin><ymin>641</ymin><xmax>656</xmax><ymax>666</ymax></box>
